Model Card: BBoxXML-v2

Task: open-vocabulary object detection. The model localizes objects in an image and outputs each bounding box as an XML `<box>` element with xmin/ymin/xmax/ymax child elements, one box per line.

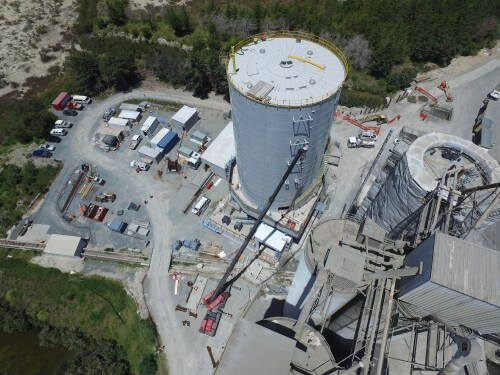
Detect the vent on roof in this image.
<box><xmin>309</xmin><ymin>79</ymin><xmax>316</xmax><ymax>85</ymax></box>
<box><xmin>246</xmin><ymin>82</ymin><xmax>253</xmax><ymax>89</ymax></box>
<box><xmin>260</xmin><ymin>49</ymin><xmax>266</xmax><ymax>54</ymax></box>
<box><xmin>280</xmin><ymin>60</ymin><xmax>293</xmax><ymax>68</ymax></box>
<box><xmin>247</xmin><ymin>80</ymin><xmax>275</xmax><ymax>100</ymax></box>
<box><xmin>296</xmin><ymin>38</ymin><xmax>301</xmax><ymax>43</ymax></box>
<box><xmin>307</xmin><ymin>50</ymin><xmax>313</xmax><ymax>55</ymax></box>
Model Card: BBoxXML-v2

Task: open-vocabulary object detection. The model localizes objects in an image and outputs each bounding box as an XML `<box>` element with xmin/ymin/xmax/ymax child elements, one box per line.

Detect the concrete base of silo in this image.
<box><xmin>228</xmin><ymin>164</ymin><xmax>321</xmax><ymax>239</ymax></box>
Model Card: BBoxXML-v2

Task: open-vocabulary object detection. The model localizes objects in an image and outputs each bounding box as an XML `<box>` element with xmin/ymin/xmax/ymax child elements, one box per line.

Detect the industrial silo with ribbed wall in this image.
<box><xmin>227</xmin><ymin>31</ymin><xmax>347</xmax><ymax>210</ymax></box>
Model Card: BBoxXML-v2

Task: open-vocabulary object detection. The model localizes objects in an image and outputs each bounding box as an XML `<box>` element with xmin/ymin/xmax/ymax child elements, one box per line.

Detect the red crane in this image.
<box><xmin>199</xmin><ymin>146</ymin><xmax>309</xmax><ymax>335</ymax></box>
<box><xmin>414</xmin><ymin>85</ymin><xmax>438</xmax><ymax>105</ymax></box>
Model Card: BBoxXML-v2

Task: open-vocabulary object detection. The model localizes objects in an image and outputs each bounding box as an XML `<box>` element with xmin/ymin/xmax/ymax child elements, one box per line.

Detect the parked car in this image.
<box><xmin>93</xmin><ymin>176</ymin><xmax>105</xmax><ymax>185</ymax></box>
<box><xmin>358</xmin><ymin>130</ymin><xmax>378</xmax><ymax>141</ymax></box>
<box><xmin>50</xmin><ymin>129</ymin><xmax>68</xmax><ymax>136</ymax></box>
<box><xmin>19</xmin><ymin>220</ymin><xmax>33</xmax><ymax>236</ymax></box>
<box><xmin>488</xmin><ymin>84</ymin><xmax>500</xmax><ymax>100</ymax></box>
<box><xmin>62</xmin><ymin>108</ymin><xmax>78</xmax><ymax>116</ymax></box>
<box><xmin>54</xmin><ymin>119</ymin><xmax>72</xmax><ymax>128</ymax></box>
<box><xmin>32</xmin><ymin>149</ymin><xmax>52</xmax><ymax>158</ymax></box>
<box><xmin>103</xmin><ymin>108</ymin><xmax>116</xmax><ymax>121</ymax></box>
<box><xmin>39</xmin><ymin>144</ymin><xmax>55</xmax><ymax>151</ymax></box>
<box><xmin>46</xmin><ymin>135</ymin><xmax>62</xmax><ymax>143</ymax></box>
<box><xmin>130</xmin><ymin>160</ymin><xmax>150</xmax><ymax>171</ymax></box>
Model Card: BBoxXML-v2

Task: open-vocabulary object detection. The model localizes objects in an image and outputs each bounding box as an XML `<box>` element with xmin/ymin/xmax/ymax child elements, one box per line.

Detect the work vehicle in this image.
<box><xmin>130</xmin><ymin>160</ymin><xmax>150</xmax><ymax>171</ymax></box>
<box><xmin>199</xmin><ymin>310</ymin><xmax>222</xmax><ymax>337</ymax></box>
<box><xmin>347</xmin><ymin>137</ymin><xmax>375</xmax><ymax>149</ymax></box>
<box><xmin>32</xmin><ymin>149</ymin><xmax>52</xmax><ymax>158</ymax></box>
<box><xmin>437</xmin><ymin>81</ymin><xmax>453</xmax><ymax>102</ymax></box>
<box><xmin>358</xmin><ymin>130</ymin><xmax>378</xmax><ymax>141</ymax></box>
<box><xmin>39</xmin><ymin>144</ymin><xmax>55</xmax><ymax>151</ymax></box>
<box><xmin>66</xmin><ymin>101</ymin><xmax>83</xmax><ymax>110</ymax></box>
<box><xmin>93</xmin><ymin>176</ymin><xmax>105</xmax><ymax>185</ymax></box>
<box><xmin>359</xmin><ymin>113</ymin><xmax>388</xmax><ymax>124</ymax></box>
<box><xmin>50</xmin><ymin>128</ymin><xmax>67</xmax><ymax>136</ymax></box>
<box><xmin>95</xmin><ymin>193</ymin><xmax>116</xmax><ymax>203</ymax></box>
<box><xmin>191</xmin><ymin>196</ymin><xmax>210</xmax><ymax>216</ymax></box>
<box><xmin>187</xmin><ymin>152</ymin><xmax>202</xmax><ymax>169</ymax></box>
<box><xmin>18</xmin><ymin>220</ymin><xmax>33</xmax><ymax>236</ymax></box>
<box><xmin>103</xmin><ymin>108</ymin><xmax>116</xmax><ymax>121</ymax></box>
<box><xmin>50</xmin><ymin>129</ymin><xmax>68</xmax><ymax>136</ymax></box>
<box><xmin>46</xmin><ymin>135</ymin><xmax>62</xmax><ymax>143</ymax></box>
<box><xmin>54</xmin><ymin>119</ymin><xmax>72</xmax><ymax>128</ymax></box>
<box><xmin>72</xmin><ymin>95</ymin><xmax>91</xmax><ymax>104</ymax></box>
<box><xmin>488</xmin><ymin>84</ymin><xmax>500</xmax><ymax>100</ymax></box>
<box><xmin>441</xmin><ymin>149</ymin><xmax>461</xmax><ymax>161</ymax></box>
<box><xmin>199</xmin><ymin>146</ymin><xmax>308</xmax><ymax>336</ymax></box>
<box><xmin>129</xmin><ymin>134</ymin><xmax>142</xmax><ymax>150</ymax></box>
<box><xmin>62</xmin><ymin>108</ymin><xmax>78</xmax><ymax>116</ymax></box>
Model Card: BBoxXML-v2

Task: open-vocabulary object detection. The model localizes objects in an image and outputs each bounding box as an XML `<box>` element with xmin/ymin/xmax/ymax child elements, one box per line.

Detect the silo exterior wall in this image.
<box><xmin>367</xmin><ymin>155</ymin><xmax>428</xmax><ymax>232</ymax></box>
<box><xmin>230</xmin><ymin>85</ymin><xmax>340</xmax><ymax>209</ymax></box>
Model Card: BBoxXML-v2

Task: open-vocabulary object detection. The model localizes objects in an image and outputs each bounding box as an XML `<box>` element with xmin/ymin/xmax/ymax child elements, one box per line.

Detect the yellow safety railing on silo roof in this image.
<box><xmin>224</xmin><ymin>30</ymin><xmax>348</xmax><ymax>109</ymax></box>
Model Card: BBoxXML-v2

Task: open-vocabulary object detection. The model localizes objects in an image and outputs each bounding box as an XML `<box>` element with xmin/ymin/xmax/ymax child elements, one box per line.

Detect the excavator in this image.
<box><xmin>199</xmin><ymin>146</ymin><xmax>308</xmax><ymax>336</ymax></box>
<box><xmin>437</xmin><ymin>81</ymin><xmax>453</xmax><ymax>102</ymax></box>
<box><xmin>359</xmin><ymin>113</ymin><xmax>388</xmax><ymax>124</ymax></box>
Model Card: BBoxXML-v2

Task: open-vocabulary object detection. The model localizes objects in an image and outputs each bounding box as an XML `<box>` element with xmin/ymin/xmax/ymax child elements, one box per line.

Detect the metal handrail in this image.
<box><xmin>224</xmin><ymin>30</ymin><xmax>348</xmax><ymax>108</ymax></box>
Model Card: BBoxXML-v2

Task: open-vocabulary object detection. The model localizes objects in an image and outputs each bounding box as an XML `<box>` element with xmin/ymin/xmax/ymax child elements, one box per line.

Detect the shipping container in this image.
<box><xmin>52</xmin><ymin>92</ymin><xmax>71</xmax><ymax>110</ymax></box>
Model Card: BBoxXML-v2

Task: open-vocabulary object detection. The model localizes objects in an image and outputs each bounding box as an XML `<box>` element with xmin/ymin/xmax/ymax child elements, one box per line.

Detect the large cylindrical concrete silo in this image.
<box><xmin>227</xmin><ymin>31</ymin><xmax>347</xmax><ymax>210</ymax></box>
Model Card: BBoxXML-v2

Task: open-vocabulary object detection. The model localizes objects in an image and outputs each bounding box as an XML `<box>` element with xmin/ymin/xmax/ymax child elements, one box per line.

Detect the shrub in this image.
<box><xmin>339</xmin><ymin>89</ymin><xmax>385</xmax><ymax>108</ymax></box>
<box><xmin>386</xmin><ymin>67</ymin><xmax>417</xmax><ymax>92</ymax></box>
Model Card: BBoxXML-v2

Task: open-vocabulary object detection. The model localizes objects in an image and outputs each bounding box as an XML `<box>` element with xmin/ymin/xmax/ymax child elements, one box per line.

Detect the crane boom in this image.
<box><xmin>205</xmin><ymin>146</ymin><xmax>308</xmax><ymax>304</ymax></box>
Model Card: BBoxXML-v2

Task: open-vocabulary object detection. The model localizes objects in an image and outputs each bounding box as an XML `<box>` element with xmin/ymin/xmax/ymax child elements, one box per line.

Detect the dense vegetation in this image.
<box><xmin>0</xmin><ymin>251</ymin><xmax>159</xmax><ymax>374</ymax></box>
<box><xmin>72</xmin><ymin>0</ymin><xmax>498</xmax><ymax>103</ymax></box>
<box><xmin>0</xmin><ymin>0</ymin><xmax>498</xmax><ymax>147</ymax></box>
<box><xmin>0</xmin><ymin>162</ymin><xmax>60</xmax><ymax>237</ymax></box>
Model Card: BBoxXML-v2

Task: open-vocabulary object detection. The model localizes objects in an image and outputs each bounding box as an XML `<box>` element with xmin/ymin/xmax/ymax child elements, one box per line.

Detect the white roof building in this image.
<box><xmin>44</xmin><ymin>234</ymin><xmax>85</xmax><ymax>257</ymax></box>
<box><xmin>171</xmin><ymin>105</ymin><xmax>198</xmax><ymax>131</ymax></box>
<box><xmin>201</xmin><ymin>121</ymin><xmax>235</xmax><ymax>178</ymax></box>
<box><xmin>107</xmin><ymin>117</ymin><xmax>130</xmax><ymax>129</ymax></box>
<box><xmin>119</xmin><ymin>110</ymin><xmax>141</xmax><ymax>121</ymax></box>
<box><xmin>254</xmin><ymin>223</ymin><xmax>292</xmax><ymax>253</ymax></box>
<box><xmin>149</xmin><ymin>128</ymin><xmax>169</xmax><ymax>148</ymax></box>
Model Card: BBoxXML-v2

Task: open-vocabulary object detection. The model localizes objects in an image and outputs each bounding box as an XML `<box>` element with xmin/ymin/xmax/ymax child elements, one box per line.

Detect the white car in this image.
<box><xmin>54</xmin><ymin>119</ymin><xmax>73</xmax><ymax>128</ymax></box>
<box><xmin>488</xmin><ymin>85</ymin><xmax>500</xmax><ymax>100</ymax></box>
<box><xmin>39</xmin><ymin>144</ymin><xmax>55</xmax><ymax>151</ymax></box>
<box><xmin>130</xmin><ymin>160</ymin><xmax>150</xmax><ymax>171</ymax></box>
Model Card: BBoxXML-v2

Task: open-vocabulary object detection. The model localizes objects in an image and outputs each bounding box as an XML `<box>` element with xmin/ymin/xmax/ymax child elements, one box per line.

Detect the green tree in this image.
<box><xmin>370</xmin><ymin>42</ymin><xmax>398</xmax><ymax>78</ymax></box>
<box><xmin>99</xmin><ymin>48</ymin><xmax>137</xmax><ymax>90</ymax></box>
<box><xmin>106</xmin><ymin>0</ymin><xmax>129</xmax><ymax>26</ymax></box>
<box><xmin>66</xmin><ymin>52</ymin><xmax>102</xmax><ymax>95</ymax></box>
<box><xmin>163</xmin><ymin>5</ymin><xmax>192</xmax><ymax>37</ymax></box>
<box><xmin>139</xmin><ymin>354</ymin><xmax>157</xmax><ymax>375</ymax></box>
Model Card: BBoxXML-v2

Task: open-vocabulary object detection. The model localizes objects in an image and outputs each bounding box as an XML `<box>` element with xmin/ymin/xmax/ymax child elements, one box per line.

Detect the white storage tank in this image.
<box><xmin>227</xmin><ymin>31</ymin><xmax>347</xmax><ymax>209</ymax></box>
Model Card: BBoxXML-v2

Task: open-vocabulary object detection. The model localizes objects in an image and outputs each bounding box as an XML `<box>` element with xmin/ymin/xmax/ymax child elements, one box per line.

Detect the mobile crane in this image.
<box><xmin>437</xmin><ymin>81</ymin><xmax>453</xmax><ymax>102</ymax></box>
<box><xmin>199</xmin><ymin>146</ymin><xmax>308</xmax><ymax>335</ymax></box>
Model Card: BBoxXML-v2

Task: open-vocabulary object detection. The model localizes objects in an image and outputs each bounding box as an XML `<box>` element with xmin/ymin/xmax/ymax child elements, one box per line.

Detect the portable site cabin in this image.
<box><xmin>138</xmin><ymin>145</ymin><xmax>163</xmax><ymax>163</ymax></box>
<box><xmin>171</xmin><ymin>105</ymin><xmax>199</xmax><ymax>132</ymax></box>
<box><xmin>141</xmin><ymin>116</ymin><xmax>159</xmax><ymax>137</ymax></box>
<box><xmin>156</xmin><ymin>131</ymin><xmax>179</xmax><ymax>154</ymax></box>
<box><xmin>119</xmin><ymin>110</ymin><xmax>141</xmax><ymax>122</ymax></box>
<box><xmin>201</xmin><ymin>121</ymin><xmax>235</xmax><ymax>178</ymax></box>
<box><xmin>119</xmin><ymin>103</ymin><xmax>142</xmax><ymax>112</ymax></box>
<box><xmin>178</xmin><ymin>146</ymin><xmax>194</xmax><ymax>158</ymax></box>
<box><xmin>191</xmin><ymin>130</ymin><xmax>208</xmax><ymax>145</ymax></box>
<box><xmin>109</xmin><ymin>218</ymin><xmax>127</xmax><ymax>233</ymax></box>
<box><xmin>97</xmin><ymin>125</ymin><xmax>124</xmax><ymax>141</ymax></box>
<box><xmin>149</xmin><ymin>128</ymin><xmax>168</xmax><ymax>148</ymax></box>
<box><xmin>107</xmin><ymin>117</ymin><xmax>131</xmax><ymax>130</ymax></box>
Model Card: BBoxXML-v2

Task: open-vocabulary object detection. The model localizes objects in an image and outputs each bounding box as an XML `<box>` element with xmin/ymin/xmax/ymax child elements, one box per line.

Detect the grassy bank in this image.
<box><xmin>0</xmin><ymin>249</ymin><xmax>159</xmax><ymax>374</ymax></box>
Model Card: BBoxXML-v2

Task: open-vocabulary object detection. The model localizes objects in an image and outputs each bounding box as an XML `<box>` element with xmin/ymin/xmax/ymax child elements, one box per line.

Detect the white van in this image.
<box><xmin>72</xmin><ymin>95</ymin><xmax>91</xmax><ymax>104</ymax></box>
<box><xmin>191</xmin><ymin>196</ymin><xmax>210</xmax><ymax>216</ymax></box>
<box><xmin>50</xmin><ymin>128</ymin><xmax>68</xmax><ymax>136</ymax></box>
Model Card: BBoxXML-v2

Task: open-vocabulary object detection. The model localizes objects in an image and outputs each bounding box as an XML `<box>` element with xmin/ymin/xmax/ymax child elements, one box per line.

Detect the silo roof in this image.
<box><xmin>228</xmin><ymin>32</ymin><xmax>346</xmax><ymax>106</ymax></box>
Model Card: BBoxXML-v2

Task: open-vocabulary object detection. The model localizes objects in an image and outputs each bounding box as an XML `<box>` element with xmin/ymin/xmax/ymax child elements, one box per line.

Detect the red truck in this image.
<box><xmin>51</xmin><ymin>92</ymin><xmax>71</xmax><ymax>110</ymax></box>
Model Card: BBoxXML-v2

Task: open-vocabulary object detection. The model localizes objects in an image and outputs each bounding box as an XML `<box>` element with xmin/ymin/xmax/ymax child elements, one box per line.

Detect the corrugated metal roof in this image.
<box><xmin>119</xmin><ymin>110</ymin><xmax>141</xmax><ymax>120</ymax></box>
<box><xmin>172</xmin><ymin>105</ymin><xmax>197</xmax><ymax>124</ymax></box>
<box><xmin>431</xmin><ymin>232</ymin><xmax>499</xmax><ymax>307</ymax></box>
<box><xmin>201</xmin><ymin>121</ymin><xmax>235</xmax><ymax>170</ymax></box>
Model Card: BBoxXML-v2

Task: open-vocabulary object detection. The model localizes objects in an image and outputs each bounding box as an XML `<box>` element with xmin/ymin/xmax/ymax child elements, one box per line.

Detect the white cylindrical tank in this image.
<box><xmin>227</xmin><ymin>31</ymin><xmax>347</xmax><ymax>209</ymax></box>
